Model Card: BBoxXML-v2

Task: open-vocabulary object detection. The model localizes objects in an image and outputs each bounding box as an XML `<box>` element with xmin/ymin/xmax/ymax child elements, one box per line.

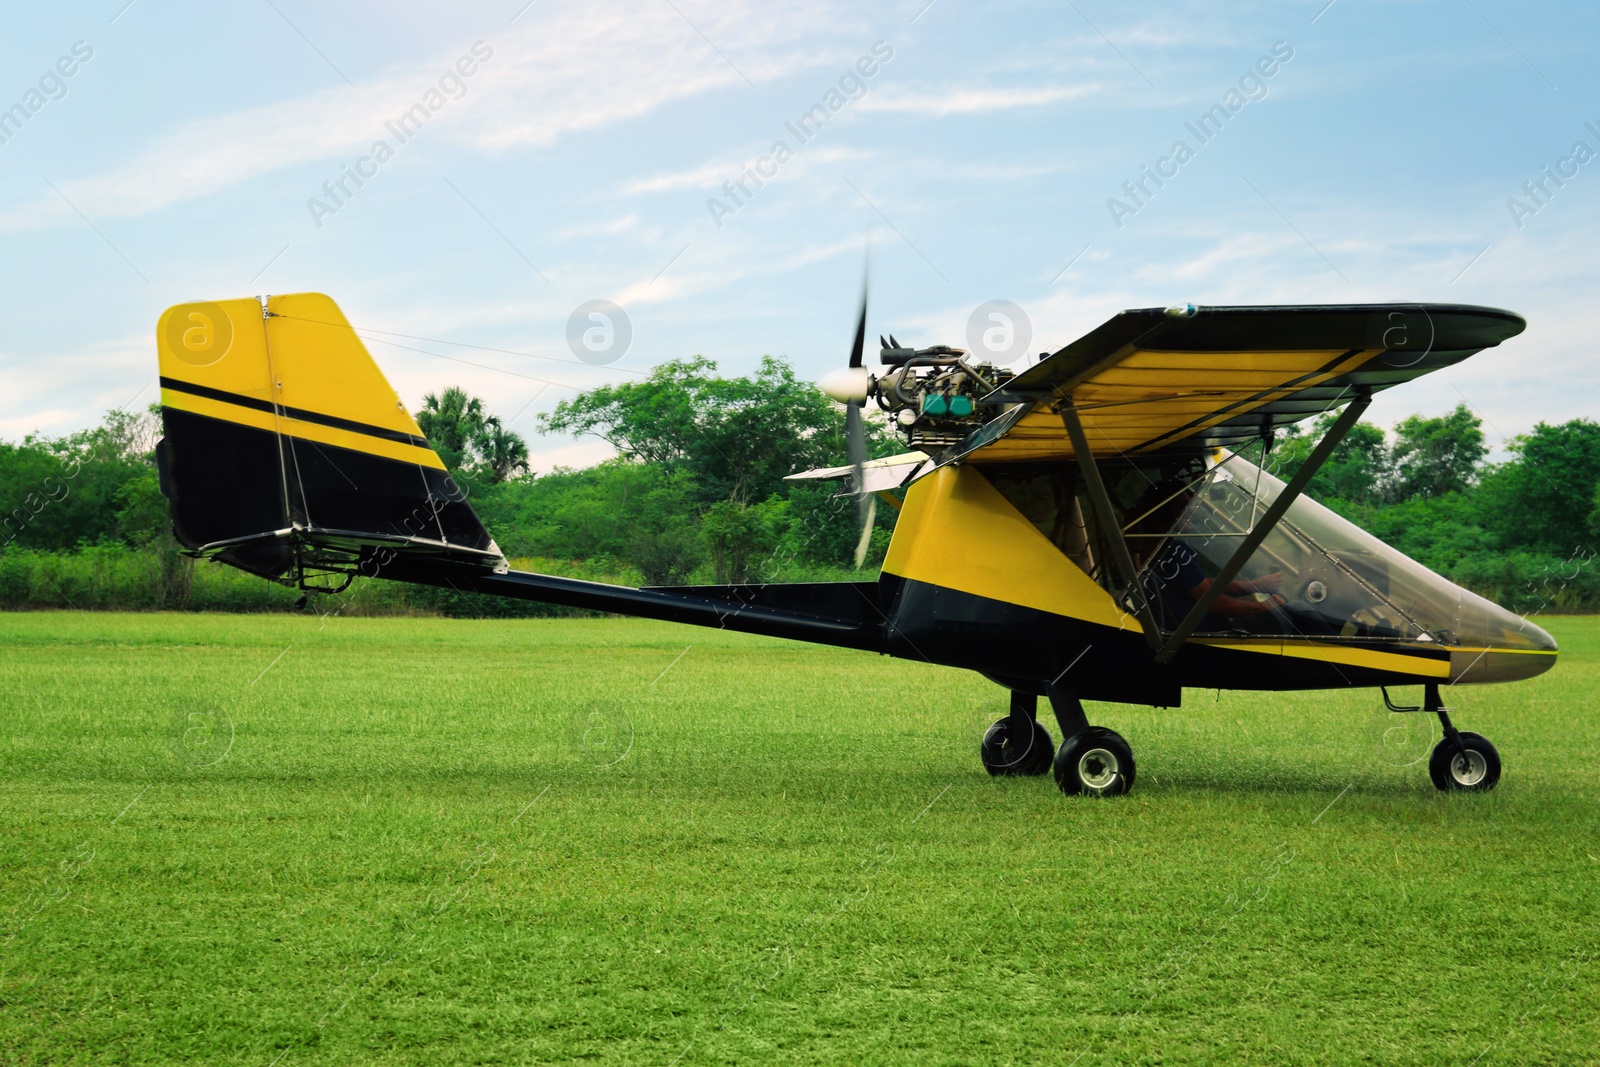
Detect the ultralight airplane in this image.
<box><xmin>152</xmin><ymin>292</ymin><xmax>1556</xmax><ymax>797</ymax></box>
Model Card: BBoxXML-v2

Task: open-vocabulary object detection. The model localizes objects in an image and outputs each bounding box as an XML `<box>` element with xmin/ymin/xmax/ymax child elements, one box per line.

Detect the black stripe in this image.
<box><xmin>160</xmin><ymin>376</ymin><xmax>432</xmax><ymax>449</ymax></box>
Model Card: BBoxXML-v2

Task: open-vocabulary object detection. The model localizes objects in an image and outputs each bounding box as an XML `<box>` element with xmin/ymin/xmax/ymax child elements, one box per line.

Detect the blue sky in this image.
<box><xmin>3</xmin><ymin>0</ymin><xmax>1596</xmax><ymax>469</ymax></box>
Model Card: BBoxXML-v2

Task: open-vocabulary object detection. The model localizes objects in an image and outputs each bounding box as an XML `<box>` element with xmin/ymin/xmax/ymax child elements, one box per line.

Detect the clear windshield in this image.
<box><xmin>1135</xmin><ymin>451</ymin><xmax>1548</xmax><ymax>649</ymax></box>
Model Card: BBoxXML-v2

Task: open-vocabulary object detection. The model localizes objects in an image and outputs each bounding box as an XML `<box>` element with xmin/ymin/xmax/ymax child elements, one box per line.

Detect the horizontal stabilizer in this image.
<box><xmin>786</xmin><ymin>451</ymin><xmax>930</xmax><ymax>494</ymax></box>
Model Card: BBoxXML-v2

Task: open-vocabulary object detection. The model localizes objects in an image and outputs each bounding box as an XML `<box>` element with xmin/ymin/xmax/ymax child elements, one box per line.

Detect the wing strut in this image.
<box><xmin>1152</xmin><ymin>393</ymin><xmax>1373</xmax><ymax>664</ymax></box>
<box><xmin>1058</xmin><ymin>402</ymin><xmax>1164</xmax><ymax>650</ymax></box>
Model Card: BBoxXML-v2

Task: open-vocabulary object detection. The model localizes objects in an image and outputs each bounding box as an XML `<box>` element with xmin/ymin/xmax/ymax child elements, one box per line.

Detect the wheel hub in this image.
<box><xmin>1078</xmin><ymin>747</ymin><xmax>1120</xmax><ymax>790</ymax></box>
<box><xmin>1451</xmin><ymin>748</ymin><xmax>1487</xmax><ymax>787</ymax></box>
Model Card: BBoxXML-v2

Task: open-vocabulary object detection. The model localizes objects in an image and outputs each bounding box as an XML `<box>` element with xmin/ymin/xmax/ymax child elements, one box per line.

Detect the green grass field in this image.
<box><xmin>2</xmin><ymin>611</ymin><xmax>1597</xmax><ymax>1065</ymax></box>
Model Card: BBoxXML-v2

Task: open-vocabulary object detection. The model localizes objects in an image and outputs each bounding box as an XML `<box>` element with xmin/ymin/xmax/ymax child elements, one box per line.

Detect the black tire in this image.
<box><xmin>981</xmin><ymin>717</ymin><xmax>1054</xmax><ymax>777</ymax></box>
<box><xmin>1428</xmin><ymin>731</ymin><xmax>1501</xmax><ymax>792</ymax></box>
<box><xmin>1053</xmin><ymin>727</ymin><xmax>1135</xmax><ymax>797</ymax></box>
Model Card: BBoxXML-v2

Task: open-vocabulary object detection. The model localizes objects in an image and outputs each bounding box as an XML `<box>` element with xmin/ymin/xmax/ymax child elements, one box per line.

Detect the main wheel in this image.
<box><xmin>1428</xmin><ymin>731</ymin><xmax>1501</xmax><ymax>792</ymax></box>
<box><xmin>1054</xmin><ymin>727</ymin><xmax>1135</xmax><ymax>797</ymax></box>
<box><xmin>981</xmin><ymin>717</ymin><xmax>1054</xmax><ymax>777</ymax></box>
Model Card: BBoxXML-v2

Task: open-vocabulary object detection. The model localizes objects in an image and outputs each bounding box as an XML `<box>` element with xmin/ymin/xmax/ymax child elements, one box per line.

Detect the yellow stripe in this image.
<box><xmin>1448</xmin><ymin>647</ymin><xmax>1558</xmax><ymax>656</ymax></box>
<box><xmin>161</xmin><ymin>388</ymin><xmax>446</xmax><ymax>469</ymax></box>
<box><xmin>1192</xmin><ymin>637</ymin><xmax>1452</xmax><ymax>678</ymax></box>
<box><xmin>1279</xmin><ymin>641</ymin><xmax>1450</xmax><ymax>678</ymax></box>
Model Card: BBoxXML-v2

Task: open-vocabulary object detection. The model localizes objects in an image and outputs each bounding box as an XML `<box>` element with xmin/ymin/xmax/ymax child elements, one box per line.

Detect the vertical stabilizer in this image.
<box><xmin>156</xmin><ymin>293</ymin><xmax>502</xmax><ymax>582</ymax></box>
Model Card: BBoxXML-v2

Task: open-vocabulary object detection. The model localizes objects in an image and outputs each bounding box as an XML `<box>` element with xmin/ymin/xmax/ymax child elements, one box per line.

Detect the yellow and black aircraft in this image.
<box><xmin>154</xmin><ymin>293</ymin><xmax>1555</xmax><ymax>798</ymax></box>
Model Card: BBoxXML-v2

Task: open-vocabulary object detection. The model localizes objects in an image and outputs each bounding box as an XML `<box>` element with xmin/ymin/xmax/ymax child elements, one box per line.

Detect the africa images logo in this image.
<box><xmin>1105</xmin><ymin>41</ymin><xmax>1294</xmax><ymax>229</ymax></box>
<box><xmin>306</xmin><ymin>41</ymin><xmax>494</xmax><ymax>228</ymax></box>
<box><xmin>705</xmin><ymin>41</ymin><xmax>894</xmax><ymax>229</ymax></box>
<box><xmin>0</xmin><ymin>40</ymin><xmax>94</xmax><ymax>148</ymax></box>
<box><xmin>1505</xmin><ymin>119</ymin><xmax>1600</xmax><ymax>230</ymax></box>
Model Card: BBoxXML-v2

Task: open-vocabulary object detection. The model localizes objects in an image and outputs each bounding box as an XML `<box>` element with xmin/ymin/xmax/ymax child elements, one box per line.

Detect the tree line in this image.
<box><xmin>1270</xmin><ymin>403</ymin><xmax>1600</xmax><ymax>611</ymax></box>
<box><xmin>434</xmin><ymin>355</ymin><xmax>899</xmax><ymax>585</ymax></box>
<box><xmin>0</xmin><ymin>357</ymin><xmax>898</xmax><ymax>612</ymax></box>
<box><xmin>3</xmin><ymin>358</ymin><xmax>1597</xmax><ymax>614</ymax></box>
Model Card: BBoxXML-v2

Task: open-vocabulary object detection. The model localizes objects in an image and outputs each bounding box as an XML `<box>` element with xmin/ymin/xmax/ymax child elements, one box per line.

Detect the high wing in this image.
<box><xmin>945</xmin><ymin>303</ymin><xmax>1524</xmax><ymax>464</ymax></box>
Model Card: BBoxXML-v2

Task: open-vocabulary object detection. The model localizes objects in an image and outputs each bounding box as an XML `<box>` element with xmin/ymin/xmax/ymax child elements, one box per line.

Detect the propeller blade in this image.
<box><xmin>849</xmin><ymin>287</ymin><xmax>867</xmax><ymax>369</ymax></box>
<box><xmin>846</xmin><ymin>399</ymin><xmax>872</xmax><ymax>565</ymax></box>
<box><xmin>841</xmin><ymin>263</ymin><xmax>875</xmax><ymax>567</ymax></box>
<box><xmin>853</xmin><ymin>494</ymin><xmax>877</xmax><ymax>570</ymax></box>
<box><xmin>846</xmin><ymin>401</ymin><xmax>867</xmax><ymax>485</ymax></box>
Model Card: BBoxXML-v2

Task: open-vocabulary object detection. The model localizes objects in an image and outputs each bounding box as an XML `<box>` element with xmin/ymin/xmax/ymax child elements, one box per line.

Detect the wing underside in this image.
<box><xmin>954</xmin><ymin>303</ymin><xmax>1524</xmax><ymax>464</ymax></box>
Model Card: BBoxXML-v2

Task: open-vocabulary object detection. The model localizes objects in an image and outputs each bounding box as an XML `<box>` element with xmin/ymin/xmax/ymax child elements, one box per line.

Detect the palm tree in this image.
<box><xmin>416</xmin><ymin>387</ymin><xmax>488</xmax><ymax>469</ymax></box>
<box><xmin>415</xmin><ymin>387</ymin><xmax>531</xmax><ymax>482</ymax></box>
<box><xmin>473</xmin><ymin>417</ymin><xmax>530</xmax><ymax>483</ymax></box>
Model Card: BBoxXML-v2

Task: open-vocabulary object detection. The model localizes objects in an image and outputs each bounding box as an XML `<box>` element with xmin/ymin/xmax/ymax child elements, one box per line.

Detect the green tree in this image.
<box><xmin>1588</xmin><ymin>482</ymin><xmax>1600</xmax><ymax>546</ymax></box>
<box><xmin>701</xmin><ymin>497</ymin><xmax>791</xmax><ymax>583</ymax></box>
<box><xmin>483</xmin><ymin>459</ymin><xmax>704</xmax><ymax>584</ymax></box>
<box><xmin>1389</xmin><ymin>403</ymin><xmax>1486</xmax><ymax>501</ymax></box>
<box><xmin>1</xmin><ymin>407</ymin><xmax>157</xmax><ymax>552</ymax></box>
<box><xmin>1484</xmin><ymin>418</ymin><xmax>1600</xmax><ymax>555</ymax></box>
<box><xmin>1269</xmin><ymin>409</ymin><xmax>1389</xmax><ymax>506</ymax></box>
<box><xmin>114</xmin><ymin>468</ymin><xmax>194</xmax><ymax>606</ymax></box>
<box><xmin>473</xmin><ymin>417</ymin><xmax>530</xmax><ymax>484</ymax></box>
<box><xmin>1359</xmin><ymin>492</ymin><xmax>1498</xmax><ymax>574</ymax></box>
<box><xmin>760</xmin><ymin>480</ymin><xmax>893</xmax><ymax>574</ymax></box>
<box><xmin>416</xmin><ymin>387</ymin><xmax>486</xmax><ymax>469</ymax></box>
<box><xmin>414</xmin><ymin>387</ymin><xmax>530</xmax><ymax>483</ymax></box>
<box><xmin>540</xmin><ymin>356</ymin><xmax>898</xmax><ymax>505</ymax></box>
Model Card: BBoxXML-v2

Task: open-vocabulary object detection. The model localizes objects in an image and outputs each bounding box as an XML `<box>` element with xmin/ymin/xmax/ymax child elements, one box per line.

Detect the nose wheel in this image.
<box><xmin>1429</xmin><ymin>730</ymin><xmax>1501</xmax><ymax>792</ymax></box>
<box><xmin>1387</xmin><ymin>684</ymin><xmax>1502</xmax><ymax>792</ymax></box>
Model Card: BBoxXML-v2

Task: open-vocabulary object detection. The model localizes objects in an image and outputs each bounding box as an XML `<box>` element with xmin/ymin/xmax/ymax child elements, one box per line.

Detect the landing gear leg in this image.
<box><xmin>1048</xmin><ymin>683</ymin><xmax>1135</xmax><ymax>797</ymax></box>
<box><xmin>981</xmin><ymin>691</ymin><xmax>1054</xmax><ymax>777</ymax></box>
<box><xmin>1424</xmin><ymin>682</ymin><xmax>1501</xmax><ymax>792</ymax></box>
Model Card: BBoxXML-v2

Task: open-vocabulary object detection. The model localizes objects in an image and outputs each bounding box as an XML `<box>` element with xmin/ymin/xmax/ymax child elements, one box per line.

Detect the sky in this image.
<box><xmin>2</xmin><ymin>0</ymin><xmax>1596</xmax><ymax>470</ymax></box>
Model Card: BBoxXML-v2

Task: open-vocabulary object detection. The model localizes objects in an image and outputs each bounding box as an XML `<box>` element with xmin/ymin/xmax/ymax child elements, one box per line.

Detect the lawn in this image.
<box><xmin>1</xmin><ymin>610</ymin><xmax>1597</xmax><ymax>1065</ymax></box>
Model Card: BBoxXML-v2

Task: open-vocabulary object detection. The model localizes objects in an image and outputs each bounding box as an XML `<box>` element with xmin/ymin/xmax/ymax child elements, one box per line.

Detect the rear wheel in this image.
<box><xmin>1429</xmin><ymin>731</ymin><xmax>1500</xmax><ymax>792</ymax></box>
<box><xmin>981</xmin><ymin>717</ymin><xmax>1054</xmax><ymax>777</ymax></box>
<box><xmin>1054</xmin><ymin>727</ymin><xmax>1135</xmax><ymax>797</ymax></box>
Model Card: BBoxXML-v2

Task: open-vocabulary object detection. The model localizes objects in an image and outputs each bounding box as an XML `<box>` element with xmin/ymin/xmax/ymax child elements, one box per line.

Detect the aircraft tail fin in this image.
<box><xmin>155</xmin><ymin>293</ymin><xmax>503</xmax><ymax>587</ymax></box>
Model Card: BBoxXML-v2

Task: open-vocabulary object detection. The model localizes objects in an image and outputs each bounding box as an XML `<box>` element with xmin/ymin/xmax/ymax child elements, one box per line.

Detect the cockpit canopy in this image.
<box><xmin>982</xmin><ymin>448</ymin><xmax>1554</xmax><ymax>654</ymax></box>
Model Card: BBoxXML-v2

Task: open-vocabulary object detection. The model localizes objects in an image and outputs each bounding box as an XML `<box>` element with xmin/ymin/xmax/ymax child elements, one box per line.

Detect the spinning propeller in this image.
<box><xmin>818</xmin><ymin>285</ymin><xmax>878</xmax><ymax>568</ymax></box>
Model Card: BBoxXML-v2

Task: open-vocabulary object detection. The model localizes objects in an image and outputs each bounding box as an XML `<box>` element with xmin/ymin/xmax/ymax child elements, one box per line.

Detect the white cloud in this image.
<box><xmin>621</xmin><ymin>162</ymin><xmax>733</xmax><ymax>196</ymax></box>
<box><xmin>0</xmin><ymin>337</ymin><xmax>154</xmax><ymax>440</ymax></box>
<box><xmin>858</xmin><ymin>83</ymin><xmax>1105</xmax><ymax>117</ymax></box>
<box><xmin>622</xmin><ymin>146</ymin><xmax>871</xmax><ymax>196</ymax></box>
<box><xmin>0</xmin><ymin>0</ymin><xmax>850</xmax><ymax>232</ymax></box>
<box><xmin>611</xmin><ymin>228</ymin><xmax>864</xmax><ymax>309</ymax></box>
<box><xmin>555</xmin><ymin>214</ymin><xmax>643</xmax><ymax>238</ymax></box>
<box><xmin>613</xmin><ymin>273</ymin><xmax>694</xmax><ymax>309</ymax></box>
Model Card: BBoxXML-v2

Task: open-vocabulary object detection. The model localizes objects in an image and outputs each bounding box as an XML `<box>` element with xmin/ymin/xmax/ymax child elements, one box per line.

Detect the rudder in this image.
<box><xmin>156</xmin><ymin>293</ymin><xmax>502</xmax><ymax>587</ymax></box>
